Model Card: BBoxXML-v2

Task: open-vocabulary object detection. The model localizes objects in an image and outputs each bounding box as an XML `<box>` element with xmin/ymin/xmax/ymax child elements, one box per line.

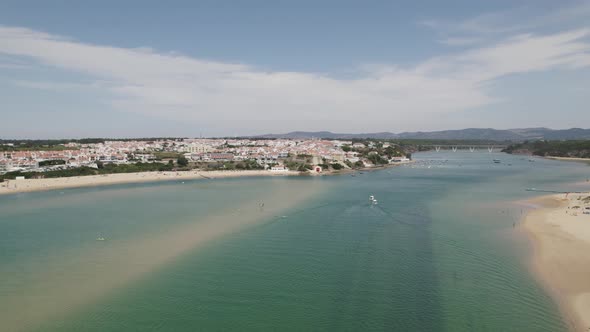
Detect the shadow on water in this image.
<box><xmin>314</xmin><ymin>174</ymin><xmax>445</xmax><ymax>331</ymax></box>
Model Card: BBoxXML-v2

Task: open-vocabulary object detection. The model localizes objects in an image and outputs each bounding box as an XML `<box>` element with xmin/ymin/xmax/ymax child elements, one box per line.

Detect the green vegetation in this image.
<box><xmin>153</xmin><ymin>151</ymin><xmax>184</xmax><ymax>159</ymax></box>
<box><xmin>317</xmin><ymin>163</ymin><xmax>330</xmax><ymax>170</ymax></box>
<box><xmin>301</xmin><ymin>164</ymin><xmax>313</xmax><ymax>172</ymax></box>
<box><xmin>342</xmin><ymin>138</ymin><xmax>506</xmax><ymax>154</ymax></box>
<box><xmin>330</xmin><ymin>163</ymin><xmax>344</xmax><ymax>170</ymax></box>
<box><xmin>177</xmin><ymin>156</ymin><xmax>189</xmax><ymax>167</ymax></box>
<box><xmin>98</xmin><ymin>162</ymin><xmax>175</xmax><ymax>174</ymax></box>
<box><xmin>237</xmin><ymin>159</ymin><xmax>265</xmax><ymax>170</ymax></box>
<box><xmin>38</xmin><ymin>160</ymin><xmax>66</xmax><ymax>167</ymax></box>
<box><xmin>367</xmin><ymin>153</ymin><xmax>388</xmax><ymax>165</ymax></box>
<box><xmin>502</xmin><ymin>140</ymin><xmax>590</xmax><ymax>158</ymax></box>
<box><xmin>203</xmin><ymin>160</ymin><xmax>264</xmax><ymax>171</ymax></box>
<box><xmin>0</xmin><ymin>162</ymin><xmax>175</xmax><ymax>181</ymax></box>
<box><xmin>0</xmin><ymin>158</ymin><xmax>275</xmax><ymax>182</ymax></box>
<box><xmin>285</xmin><ymin>160</ymin><xmax>312</xmax><ymax>172</ymax></box>
<box><xmin>344</xmin><ymin>141</ymin><xmax>404</xmax><ymax>162</ymax></box>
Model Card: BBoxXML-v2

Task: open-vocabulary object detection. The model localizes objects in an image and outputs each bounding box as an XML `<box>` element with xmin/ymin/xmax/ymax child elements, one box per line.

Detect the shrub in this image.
<box><xmin>331</xmin><ymin>163</ymin><xmax>343</xmax><ymax>170</ymax></box>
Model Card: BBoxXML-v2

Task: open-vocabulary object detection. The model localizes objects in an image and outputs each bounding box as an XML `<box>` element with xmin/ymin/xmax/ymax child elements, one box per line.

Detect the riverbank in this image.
<box><xmin>522</xmin><ymin>192</ymin><xmax>590</xmax><ymax>331</ymax></box>
<box><xmin>545</xmin><ymin>156</ymin><xmax>590</xmax><ymax>163</ymax></box>
<box><xmin>0</xmin><ymin>170</ymin><xmax>301</xmax><ymax>195</ymax></box>
<box><xmin>0</xmin><ymin>161</ymin><xmax>414</xmax><ymax>195</ymax></box>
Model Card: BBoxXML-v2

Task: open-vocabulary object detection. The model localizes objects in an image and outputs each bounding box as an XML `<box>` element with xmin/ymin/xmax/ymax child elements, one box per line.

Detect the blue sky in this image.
<box><xmin>0</xmin><ymin>0</ymin><xmax>589</xmax><ymax>138</ymax></box>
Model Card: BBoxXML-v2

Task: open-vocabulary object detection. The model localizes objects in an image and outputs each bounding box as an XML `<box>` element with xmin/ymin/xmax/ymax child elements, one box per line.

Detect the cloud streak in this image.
<box><xmin>0</xmin><ymin>25</ymin><xmax>589</xmax><ymax>134</ymax></box>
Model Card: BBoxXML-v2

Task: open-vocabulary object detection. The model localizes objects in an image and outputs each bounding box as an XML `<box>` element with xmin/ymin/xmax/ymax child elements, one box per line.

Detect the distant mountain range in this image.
<box><xmin>255</xmin><ymin>128</ymin><xmax>590</xmax><ymax>141</ymax></box>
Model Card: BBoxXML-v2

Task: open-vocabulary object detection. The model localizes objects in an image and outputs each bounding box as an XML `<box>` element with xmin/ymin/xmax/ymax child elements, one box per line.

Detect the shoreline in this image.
<box><xmin>545</xmin><ymin>156</ymin><xmax>590</xmax><ymax>163</ymax></box>
<box><xmin>0</xmin><ymin>170</ymin><xmax>302</xmax><ymax>195</ymax></box>
<box><xmin>0</xmin><ymin>161</ymin><xmax>413</xmax><ymax>195</ymax></box>
<box><xmin>0</xmin><ymin>161</ymin><xmax>414</xmax><ymax>196</ymax></box>
<box><xmin>521</xmin><ymin>192</ymin><xmax>590</xmax><ymax>331</ymax></box>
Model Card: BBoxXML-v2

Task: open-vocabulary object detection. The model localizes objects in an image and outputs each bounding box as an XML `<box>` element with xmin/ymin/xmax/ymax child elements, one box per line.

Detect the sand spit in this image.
<box><xmin>0</xmin><ymin>161</ymin><xmax>415</xmax><ymax>196</ymax></box>
<box><xmin>0</xmin><ymin>180</ymin><xmax>326</xmax><ymax>331</ymax></box>
<box><xmin>545</xmin><ymin>157</ymin><xmax>590</xmax><ymax>163</ymax></box>
<box><xmin>0</xmin><ymin>170</ymin><xmax>301</xmax><ymax>195</ymax></box>
<box><xmin>523</xmin><ymin>193</ymin><xmax>590</xmax><ymax>331</ymax></box>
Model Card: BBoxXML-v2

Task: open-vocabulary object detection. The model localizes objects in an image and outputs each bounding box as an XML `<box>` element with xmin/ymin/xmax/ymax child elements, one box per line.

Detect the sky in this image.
<box><xmin>0</xmin><ymin>0</ymin><xmax>589</xmax><ymax>138</ymax></box>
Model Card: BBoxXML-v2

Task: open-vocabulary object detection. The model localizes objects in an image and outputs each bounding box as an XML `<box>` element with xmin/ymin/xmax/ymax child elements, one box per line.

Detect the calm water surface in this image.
<box><xmin>1</xmin><ymin>152</ymin><xmax>589</xmax><ymax>331</ymax></box>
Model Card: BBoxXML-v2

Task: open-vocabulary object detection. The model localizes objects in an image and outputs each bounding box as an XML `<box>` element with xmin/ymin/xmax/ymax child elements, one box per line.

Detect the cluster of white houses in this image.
<box><xmin>0</xmin><ymin>139</ymin><xmax>409</xmax><ymax>174</ymax></box>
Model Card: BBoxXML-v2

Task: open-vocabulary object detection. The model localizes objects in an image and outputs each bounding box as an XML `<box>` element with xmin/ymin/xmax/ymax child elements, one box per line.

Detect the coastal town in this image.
<box><xmin>0</xmin><ymin>138</ymin><xmax>411</xmax><ymax>177</ymax></box>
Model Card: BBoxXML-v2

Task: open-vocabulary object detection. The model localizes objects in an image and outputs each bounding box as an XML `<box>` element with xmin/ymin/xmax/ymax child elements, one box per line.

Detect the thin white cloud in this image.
<box><xmin>423</xmin><ymin>1</ymin><xmax>590</xmax><ymax>48</ymax></box>
<box><xmin>438</xmin><ymin>37</ymin><xmax>482</xmax><ymax>46</ymax></box>
<box><xmin>0</xmin><ymin>25</ymin><xmax>589</xmax><ymax>133</ymax></box>
<box><xmin>13</xmin><ymin>80</ymin><xmax>106</xmax><ymax>92</ymax></box>
<box><xmin>0</xmin><ymin>54</ymin><xmax>32</xmax><ymax>69</ymax></box>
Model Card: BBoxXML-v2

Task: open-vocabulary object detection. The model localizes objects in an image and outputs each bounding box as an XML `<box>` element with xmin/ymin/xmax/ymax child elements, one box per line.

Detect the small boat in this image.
<box><xmin>493</xmin><ymin>159</ymin><xmax>501</xmax><ymax>163</ymax></box>
<box><xmin>369</xmin><ymin>195</ymin><xmax>378</xmax><ymax>205</ymax></box>
<box><xmin>528</xmin><ymin>159</ymin><xmax>535</xmax><ymax>162</ymax></box>
<box><xmin>96</xmin><ymin>237</ymin><xmax>106</xmax><ymax>241</ymax></box>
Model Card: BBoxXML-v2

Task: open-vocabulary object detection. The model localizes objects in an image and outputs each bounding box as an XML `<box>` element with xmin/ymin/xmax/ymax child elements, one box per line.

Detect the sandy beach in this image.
<box><xmin>523</xmin><ymin>192</ymin><xmax>590</xmax><ymax>331</ymax></box>
<box><xmin>546</xmin><ymin>157</ymin><xmax>590</xmax><ymax>163</ymax></box>
<box><xmin>0</xmin><ymin>170</ymin><xmax>301</xmax><ymax>195</ymax></box>
<box><xmin>0</xmin><ymin>161</ymin><xmax>415</xmax><ymax>196</ymax></box>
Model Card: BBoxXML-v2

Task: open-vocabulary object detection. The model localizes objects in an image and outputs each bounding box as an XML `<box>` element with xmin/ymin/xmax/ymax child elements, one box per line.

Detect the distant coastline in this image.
<box><xmin>521</xmin><ymin>192</ymin><xmax>590</xmax><ymax>331</ymax></box>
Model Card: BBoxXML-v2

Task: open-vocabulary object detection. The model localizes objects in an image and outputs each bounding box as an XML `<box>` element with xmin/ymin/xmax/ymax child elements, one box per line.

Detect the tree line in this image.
<box><xmin>502</xmin><ymin>140</ymin><xmax>590</xmax><ymax>158</ymax></box>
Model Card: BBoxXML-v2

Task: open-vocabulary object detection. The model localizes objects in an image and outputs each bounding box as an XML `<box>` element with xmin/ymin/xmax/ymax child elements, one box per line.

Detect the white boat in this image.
<box><xmin>369</xmin><ymin>195</ymin><xmax>378</xmax><ymax>205</ymax></box>
<box><xmin>96</xmin><ymin>237</ymin><xmax>105</xmax><ymax>241</ymax></box>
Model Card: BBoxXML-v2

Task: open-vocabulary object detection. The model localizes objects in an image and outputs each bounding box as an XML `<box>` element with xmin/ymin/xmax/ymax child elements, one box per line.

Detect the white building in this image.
<box><xmin>270</xmin><ymin>165</ymin><xmax>289</xmax><ymax>172</ymax></box>
<box><xmin>390</xmin><ymin>156</ymin><xmax>410</xmax><ymax>163</ymax></box>
<box><xmin>186</xmin><ymin>143</ymin><xmax>213</xmax><ymax>154</ymax></box>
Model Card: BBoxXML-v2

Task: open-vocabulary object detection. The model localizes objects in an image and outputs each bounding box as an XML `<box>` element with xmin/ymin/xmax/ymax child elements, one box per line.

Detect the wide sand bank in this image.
<box><xmin>0</xmin><ymin>170</ymin><xmax>301</xmax><ymax>195</ymax></box>
<box><xmin>0</xmin><ymin>161</ymin><xmax>415</xmax><ymax>195</ymax></box>
<box><xmin>0</xmin><ymin>177</ymin><xmax>325</xmax><ymax>331</ymax></box>
<box><xmin>523</xmin><ymin>192</ymin><xmax>590</xmax><ymax>331</ymax></box>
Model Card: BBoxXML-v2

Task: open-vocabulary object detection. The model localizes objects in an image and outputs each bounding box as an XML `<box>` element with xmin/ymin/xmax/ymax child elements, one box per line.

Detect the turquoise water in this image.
<box><xmin>1</xmin><ymin>152</ymin><xmax>589</xmax><ymax>331</ymax></box>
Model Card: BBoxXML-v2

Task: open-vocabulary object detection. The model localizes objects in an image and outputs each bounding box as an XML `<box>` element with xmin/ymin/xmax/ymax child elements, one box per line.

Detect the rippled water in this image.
<box><xmin>1</xmin><ymin>152</ymin><xmax>588</xmax><ymax>331</ymax></box>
